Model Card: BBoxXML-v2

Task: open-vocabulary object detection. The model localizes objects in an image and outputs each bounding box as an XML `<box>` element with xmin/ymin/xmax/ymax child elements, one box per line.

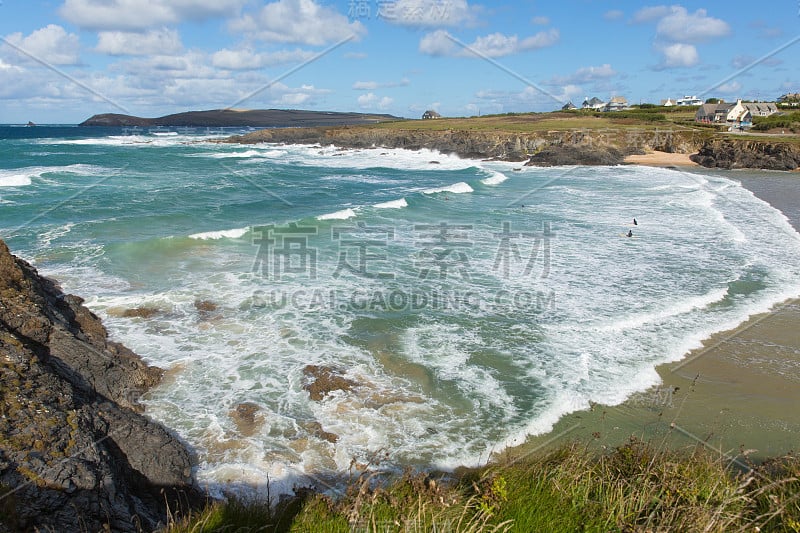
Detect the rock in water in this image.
<box><xmin>0</xmin><ymin>239</ymin><xmax>203</xmax><ymax>532</ymax></box>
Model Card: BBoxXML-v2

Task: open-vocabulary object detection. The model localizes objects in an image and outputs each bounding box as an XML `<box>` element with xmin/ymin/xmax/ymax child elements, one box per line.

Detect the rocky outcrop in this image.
<box><xmin>224</xmin><ymin>125</ymin><xmax>710</xmax><ymax>163</ymax></box>
<box><xmin>0</xmin><ymin>240</ymin><xmax>203</xmax><ymax>532</ymax></box>
<box><xmin>690</xmin><ymin>139</ymin><xmax>800</xmax><ymax>170</ymax></box>
<box><xmin>525</xmin><ymin>145</ymin><xmax>627</xmax><ymax>166</ymax></box>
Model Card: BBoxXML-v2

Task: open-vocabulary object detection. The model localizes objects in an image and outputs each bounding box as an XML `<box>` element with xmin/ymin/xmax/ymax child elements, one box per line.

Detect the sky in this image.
<box><xmin>1</xmin><ymin>0</ymin><xmax>799</xmax><ymax>123</ymax></box>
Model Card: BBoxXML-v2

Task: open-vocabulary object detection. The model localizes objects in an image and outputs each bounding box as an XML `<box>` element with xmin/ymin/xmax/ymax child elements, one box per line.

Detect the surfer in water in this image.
<box><xmin>626</xmin><ymin>229</ymin><xmax>633</xmax><ymax>238</ymax></box>
<box><xmin>633</xmin><ymin>218</ymin><xmax>638</xmax><ymax>225</ymax></box>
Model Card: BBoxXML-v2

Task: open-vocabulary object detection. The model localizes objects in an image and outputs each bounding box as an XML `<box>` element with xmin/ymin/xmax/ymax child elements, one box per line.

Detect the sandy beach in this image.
<box><xmin>624</xmin><ymin>151</ymin><xmax>700</xmax><ymax>167</ymax></box>
<box><xmin>509</xmin><ymin>168</ymin><xmax>800</xmax><ymax>464</ymax></box>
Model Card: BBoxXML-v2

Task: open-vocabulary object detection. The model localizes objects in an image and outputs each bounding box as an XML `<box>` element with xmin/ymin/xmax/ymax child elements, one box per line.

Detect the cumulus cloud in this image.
<box><xmin>660</xmin><ymin>43</ymin><xmax>699</xmax><ymax>68</ymax></box>
<box><xmin>655</xmin><ymin>7</ymin><xmax>730</xmax><ymax>43</ymax></box>
<box><xmin>419</xmin><ymin>29</ymin><xmax>559</xmax><ymax>58</ymax></box>
<box><xmin>631</xmin><ymin>5</ymin><xmax>670</xmax><ymax>24</ymax></box>
<box><xmin>382</xmin><ymin>0</ymin><xmax>478</xmax><ymax>27</ymax></box>
<box><xmin>95</xmin><ymin>28</ymin><xmax>182</xmax><ymax>56</ymax></box>
<box><xmin>550</xmin><ymin>64</ymin><xmax>617</xmax><ymax>85</ymax></box>
<box><xmin>230</xmin><ymin>0</ymin><xmax>366</xmax><ymax>46</ymax></box>
<box><xmin>60</xmin><ymin>0</ymin><xmax>246</xmax><ymax>31</ymax></box>
<box><xmin>357</xmin><ymin>92</ymin><xmax>393</xmax><ymax>110</ymax></box>
<box><xmin>211</xmin><ymin>48</ymin><xmax>316</xmax><ymax>69</ymax></box>
<box><xmin>3</xmin><ymin>25</ymin><xmax>81</xmax><ymax>66</ymax></box>
<box><xmin>352</xmin><ymin>78</ymin><xmax>410</xmax><ymax>90</ymax></box>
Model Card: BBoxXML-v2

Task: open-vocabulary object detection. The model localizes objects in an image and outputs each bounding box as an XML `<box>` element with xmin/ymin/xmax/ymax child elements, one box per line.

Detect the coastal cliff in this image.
<box><xmin>0</xmin><ymin>240</ymin><xmax>202</xmax><ymax>532</ymax></box>
<box><xmin>223</xmin><ymin>123</ymin><xmax>800</xmax><ymax>170</ymax></box>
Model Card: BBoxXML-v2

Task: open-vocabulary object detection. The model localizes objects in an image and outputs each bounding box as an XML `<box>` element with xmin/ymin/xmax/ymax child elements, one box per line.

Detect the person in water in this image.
<box><xmin>627</xmin><ymin>229</ymin><xmax>633</xmax><ymax>237</ymax></box>
<box><xmin>633</xmin><ymin>218</ymin><xmax>638</xmax><ymax>225</ymax></box>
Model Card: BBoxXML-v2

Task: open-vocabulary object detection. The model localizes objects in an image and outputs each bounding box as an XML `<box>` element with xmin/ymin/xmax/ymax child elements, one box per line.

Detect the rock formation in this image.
<box><xmin>690</xmin><ymin>139</ymin><xmax>800</xmax><ymax>171</ymax></box>
<box><xmin>0</xmin><ymin>240</ymin><xmax>203</xmax><ymax>532</ymax></box>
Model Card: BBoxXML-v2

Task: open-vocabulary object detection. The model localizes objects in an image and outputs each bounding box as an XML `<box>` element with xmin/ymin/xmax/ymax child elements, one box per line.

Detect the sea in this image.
<box><xmin>2</xmin><ymin>124</ymin><xmax>800</xmax><ymax>496</ymax></box>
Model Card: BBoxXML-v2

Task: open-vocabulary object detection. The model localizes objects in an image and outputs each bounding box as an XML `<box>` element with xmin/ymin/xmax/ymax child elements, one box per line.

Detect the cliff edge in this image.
<box><xmin>0</xmin><ymin>240</ymin><xmax>202</xmax><ymax>532</ymax></box>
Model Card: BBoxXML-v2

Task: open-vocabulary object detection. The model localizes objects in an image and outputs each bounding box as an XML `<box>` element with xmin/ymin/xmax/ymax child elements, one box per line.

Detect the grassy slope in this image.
<box><xmin>167</xmin><ymin>439</ymin><xmax>800</xmax><ymax>533</ymax></box>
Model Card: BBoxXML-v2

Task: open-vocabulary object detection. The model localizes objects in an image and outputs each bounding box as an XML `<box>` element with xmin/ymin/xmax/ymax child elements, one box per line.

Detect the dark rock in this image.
<box><xmin>0</xmin><ymin>239</ymin><xmax>203</xmax><ymax>532</ymax></box>
<box><xmin>121</xmin><ymin>307</ymin><xmax>161</xmax><ymax>319</ymax></box>
<box><xmin>229</xmin><ymin>402</ymin><xmax>264</xmax><ymax>437</ymax></box>
<box><xmin>302</xmin><ymin>365</ymin><xmax>357</xmax><ymax>401</ymax></box>
<box><xmin>690</xmin><ymin>139</ymin><xmax>800</xmax><ymax>170</ymax></box>
<box><xmin>304</xmin><ymin>421</ymin><xmax>339</xmax><ymax>443</ymax></box>
<box><xmin>525</xmin><ymin>145</ymin><xmax>625</xmax><ymax>166</ymax></box>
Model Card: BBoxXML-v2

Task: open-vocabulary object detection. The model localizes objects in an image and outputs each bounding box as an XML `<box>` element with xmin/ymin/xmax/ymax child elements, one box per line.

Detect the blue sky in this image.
<box><xmin>1</xmin><ymin>0</ymin><xmax>798</xmax><ymax>123</ymax></box>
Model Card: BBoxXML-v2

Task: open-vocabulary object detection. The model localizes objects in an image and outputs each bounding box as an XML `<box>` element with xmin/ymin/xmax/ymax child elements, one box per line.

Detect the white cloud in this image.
<box><xmin>382</xmin><ymin>0</ymin><xmax>477</xmax><ymax>27</ymax></box>
<box><xmin>211</xmin><ymin>48</ymin><xmax>316</xmax><ymax>69</ymax></box>
<box><xmin>531</xmin><ymin>16</ymin><xmax>550</xmax><ymax>25</ymax></box>
<box><xmin>550</xmin><ymin>64</ymin><xmax>617</xmax><ymax>85</ymax></box>
<box><xmin>60</xmin><ymin>0</ymin><xmax>247</xmax><ymax>31</ymax></box>
<box><xmin>357</xmin><ymin>92</ymin><xmax>393</xmax><ymax>110</ymax></box>
<box><xmin>3</xmin><ymin>25</ymin><xmax>81</xmax><ymax>66</ymax></box>
<box><xmin>632</xmin><ymin>5</ymin><xmax>670</xmax><ymax>24</ymax></box>
<box><xmin>660</xmin><ymin>43</ymin><xmax>699</xmax><ymax>67</ymax></box>
<box><xmin>95</xmin><ymin>29</ymin><xmax>182</xmax><ymax>56</ymax></box>
<box><xmin>717</xmin><ymin>81</ymin><xmax>742</xmax><ymax>94</ymax></box>
<box><xmin>230</xmin><ymin>0</ymin><xmax>366</xmax><ymax>46</ymax></box>
<box><xmin>655</xmin><ymin>7</ymin><xmax>730</xmax><ymax>43</ymax></box>
<box><xmin>419</xmin><ymin>29</ymin><xmax>559</xmax><ymax>58</ymax></box>
<box><xmin>352</xmin><ymin>78</ymin><xmax>410</xmax><ymax>90</ymax></box>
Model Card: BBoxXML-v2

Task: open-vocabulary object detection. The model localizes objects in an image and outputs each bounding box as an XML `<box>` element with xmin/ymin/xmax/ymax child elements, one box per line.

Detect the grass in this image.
<box><xmin>363</xmin><ymin>109</ymin><xmax>705</xmax><ymax>134</ymax></box>
<box><xmin>753</xmin><ymin>112</ymin><xmax>800</xmax><ymax>132</ymax></box>
<box><xmin>166</xmin><ymin>437</ymin><xmax>800</xmax><ymax>532</ymax></box>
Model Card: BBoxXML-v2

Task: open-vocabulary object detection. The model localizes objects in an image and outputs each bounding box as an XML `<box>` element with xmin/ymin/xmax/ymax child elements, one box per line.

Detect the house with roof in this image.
<box><xmin>778</xmin><ymin>92</ymin><xmax>800</xmax><ymax>106</ymax></box>
<box><xmin>581</xmin><ymin>97</ymin><xmax>606</xmax><ymax>110</ymax></box>
<box><xmin>604</xmin><ymin>96</ymin><xmax>628</xmax><ymax>112</ymax></box>
<box><xmin>561</xmin><ymin>101</ymin><xmax>577</xmax><ymax>111</ymax></box>
<box><xmin>660</xmin><ymin>98</ymin><xmax>676</xmax><ymax>106</ymax></box>
<box><xmin>422</xmin><ymin>110</ymin><xmax>441</xmax><ymax>120</ymax></box>
<box><xmin>695</xmin><ymin>99</ymin><xmax>771</xmax><ymax>128</ymax></box>
<box><xmin>676</xmin><ymin>95</ymin><xmax>703</xmax><ymax>106</ymax></box>
<box><xmin>742</xmin><ymin>102</ymin><xmax>778</xmax><ymax>118</ymax></box>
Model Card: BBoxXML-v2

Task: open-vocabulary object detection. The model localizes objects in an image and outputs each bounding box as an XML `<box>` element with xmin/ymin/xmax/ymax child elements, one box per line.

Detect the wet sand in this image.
<box><xmin>507</xmin><ymin>169</ymin><xmax>800</xmax><ymax>464</ymax></box>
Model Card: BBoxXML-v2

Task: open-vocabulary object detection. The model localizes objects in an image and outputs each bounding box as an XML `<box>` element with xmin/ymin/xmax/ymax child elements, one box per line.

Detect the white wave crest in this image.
<box><xmin>373</xmin><ymin>198</ymin><xmax>408</xmax><ymax>209</ymax></box>
<box><xmin>423</xmin><ymin>182</ymin><xmax>474</xmax><ymax>194</ymax></box>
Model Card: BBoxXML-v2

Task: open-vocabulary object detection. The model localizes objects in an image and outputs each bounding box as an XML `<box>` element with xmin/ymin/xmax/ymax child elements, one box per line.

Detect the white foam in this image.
<box><xmin>373</xmin><ymin>198</ymin><xmax>408</xmax><ymax>209</ymax></box>
<box><xmin>316</xmin><ymin>208</ymin><xmax>357</xmax><ymax>220</ymax></box>
<box><xmin>423</xmin><ymin>182</ymin><xmax>474</xmax><ymax>194</ymax></box>
<box><xmin>0</xmin><ymin>164</ymin><xmax>109</xmax><ymax>187</ymax></box>
<box><xmin>480</xmin><ymin>170</ymin><xmax>508</xmax><ymax>185</ymax></box>
<box><xmin>189</xmin><ymin>227</ymin><xmax>250</xmax><ymax>240</ymax></box>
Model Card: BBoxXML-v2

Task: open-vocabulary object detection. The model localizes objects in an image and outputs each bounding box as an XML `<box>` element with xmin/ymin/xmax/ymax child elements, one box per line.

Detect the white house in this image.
<box><xmin>581</xmin><ymin>97</ymin><xmax>605</xmax><ymax>110</ymax></box>
<box><xmin>676</xmin><ymin>95</ymin><xmax>703</xmax><ymax>106</ymax></box>
<box><xmin>660</xmin><ymin>98</ymin><xmax>676</xmax><ymax>106</ymax></box>
<box><xmin>604</xmin><ymin>96</ymin><xmax>628</xmax><ymax>111</ymax></box>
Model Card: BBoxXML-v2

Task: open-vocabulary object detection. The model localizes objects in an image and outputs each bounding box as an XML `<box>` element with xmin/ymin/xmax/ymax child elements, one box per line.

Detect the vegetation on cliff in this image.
<box><xmin>168</xmin><ymin>438</ymin><xmax>800</xmax><ymax>532</ymax></box>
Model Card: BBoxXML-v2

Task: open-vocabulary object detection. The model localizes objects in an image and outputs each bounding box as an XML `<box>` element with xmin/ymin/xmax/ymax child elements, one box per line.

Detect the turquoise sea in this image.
<box><xmin>3</xmin><ymin>125</ymin><xmax>800</xmax><ymax>495</ymax></box>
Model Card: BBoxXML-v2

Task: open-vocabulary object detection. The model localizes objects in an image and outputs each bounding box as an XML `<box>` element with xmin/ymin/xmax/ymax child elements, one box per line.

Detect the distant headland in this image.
<box><xmin>79</xmin><ymin>108</ymin><xmax>401</xmax><ymax>127</ymax></box>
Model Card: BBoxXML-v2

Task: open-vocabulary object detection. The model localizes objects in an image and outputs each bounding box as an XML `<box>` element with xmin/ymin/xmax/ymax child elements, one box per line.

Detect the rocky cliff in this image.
<box><xmin>224</xmin><ymin>124</ymin><xmax>800</xmax><ymax>170</ymax></box>
<box><xmin>0</xmin><ymin>240</ymin><xmax>202</xmax><ymax>532</ymax></box>
<box><xmin>690</xmin><ymin>138</ymin><xmax>800</xmax><ymax>171</ymax></box>
<box><xmin>222</xmin><ymin>125</ymin><xmax>708</xmax><ymax>163</ymax></box>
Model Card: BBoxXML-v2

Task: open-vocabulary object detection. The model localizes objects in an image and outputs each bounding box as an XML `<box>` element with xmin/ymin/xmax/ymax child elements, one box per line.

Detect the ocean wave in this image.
<box><xmin>373</xmin><ymin>198</ymin><xmax>408</xmax><ymax>209</ymax></box>
<box><xmin>423</xmin><ymin>182</ymin><xmax>474</xmax><ymax>194</ymax></box>
<box><xmin>480</xmin><ymin>170</ymin><xmax>508</xmax><ymax>185</ymax></box>
<box><xmin>189</xmin><ymin>227</ymin><xmax>250</xmax><ymax>240</ymax></box>
<box><xmin>0</xmin><ymin>164</ymin><xmax>109</xmax><ymax>187</ymax></box>
<box><xmin>317</xmin><ymin>208</ymin><xmax>358</xmax><ymax>220</ymax></box>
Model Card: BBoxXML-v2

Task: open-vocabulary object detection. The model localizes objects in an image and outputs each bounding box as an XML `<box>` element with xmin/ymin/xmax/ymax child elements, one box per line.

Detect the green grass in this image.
<box><xmin>166</xmin><ymin>438</ymin><xmax>800</xmax><ymax>532</ymax></box>
<box><xmin>753</xmin><ymin>112</ymin><xmax>800</xmax><ymax>132</ymax></box>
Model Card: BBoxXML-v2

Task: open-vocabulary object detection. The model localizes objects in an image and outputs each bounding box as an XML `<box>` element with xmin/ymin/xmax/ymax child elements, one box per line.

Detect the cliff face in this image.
<box><xmin>223</xmin><ymin>126</ymin><xmax>709</xmax><ymax>163</ymax></box>
<box><xmin>690</xmin><ymin>138</ymin><xmax>800</xmax><ymax>171</ymax></box>
<box><xmin>0</xmin><ymin>240</ymin><xmax>201</xmax><ymax>532</ymax></box>
<box><xmin>225</xmin><ymin>125</ymin><xmax>800</xmax><ymax>170</ymax></box>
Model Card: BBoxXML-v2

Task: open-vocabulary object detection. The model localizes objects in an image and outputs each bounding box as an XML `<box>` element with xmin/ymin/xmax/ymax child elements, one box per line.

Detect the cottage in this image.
<box><xmin>742</xmin><ymin>102</ymin><xmax>778</xmax><ymax>118</ymax></box>
<box><xmin>422</xmin><ymin>110</ymin><xmax>441</xmax><ymax>119</ymax></box>
<box><xmin>660</xmin><ymin>98</ymin><xmax>676</xmax><ymax>106</ymax></box>
<box><xmin>604</xmin><ymin>96</ymin><xmax>628</xmax><ymax>112</ymax></box>
<box><xmin>561</xmin><ymin>101</ymin><xmax>577</xmax><ymax>111</ymax></box>
<box><xmin>581</xmin><ymin>97</ymin><xmax>605</xmax><ymax>110</ymax></box>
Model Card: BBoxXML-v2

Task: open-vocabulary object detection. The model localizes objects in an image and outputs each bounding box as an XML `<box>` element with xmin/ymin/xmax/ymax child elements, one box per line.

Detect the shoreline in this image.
<box><xmin>507</xmin><ymin>170</ymin><xmax>800</xmax><ymax>464</ymax></box>
<box><xmin>623</xmin><ymin>150</ymin><xmax>700</xmax><ymax>167</ymax></box>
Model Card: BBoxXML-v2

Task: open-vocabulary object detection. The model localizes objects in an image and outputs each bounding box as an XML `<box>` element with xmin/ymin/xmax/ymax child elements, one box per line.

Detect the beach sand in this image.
<box><xmin>507</xmin><ymin>169</ymin><xmax>800</xmax><ymax>465</ymax></box>
<box><xmin>624</xmin><ymin>151</ymin><xmax>700</xmax><ymax>167</ymax></box>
